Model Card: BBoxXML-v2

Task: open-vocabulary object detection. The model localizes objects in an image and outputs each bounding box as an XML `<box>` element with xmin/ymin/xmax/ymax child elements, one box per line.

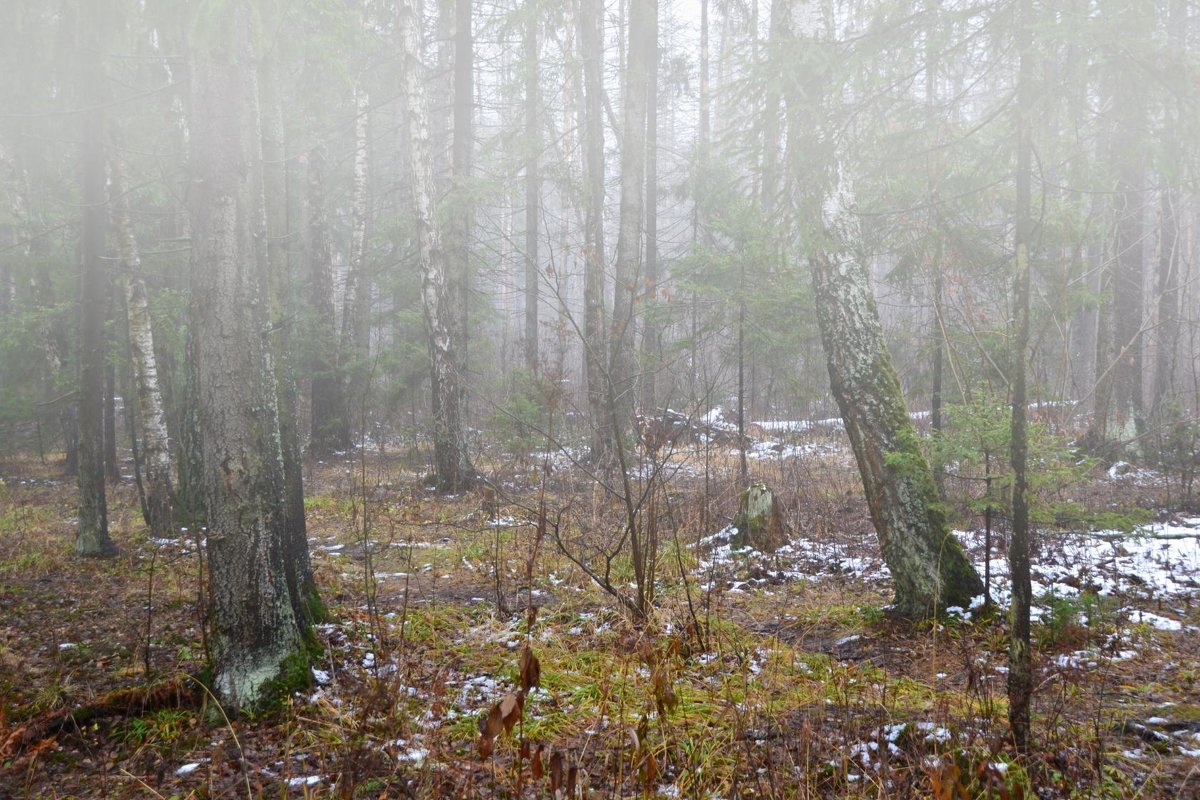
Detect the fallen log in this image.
<box><xmin>0</xmin><ymin>678</ymin><xmax>201</xmax><ymax>763</ymax></box>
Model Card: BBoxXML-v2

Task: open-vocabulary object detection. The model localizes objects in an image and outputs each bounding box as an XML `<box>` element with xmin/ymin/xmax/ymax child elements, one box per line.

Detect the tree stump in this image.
<box><xmin>733</xmin><ymin>482</ymin><xmax>789</xmax><ymax>552</ymax></box>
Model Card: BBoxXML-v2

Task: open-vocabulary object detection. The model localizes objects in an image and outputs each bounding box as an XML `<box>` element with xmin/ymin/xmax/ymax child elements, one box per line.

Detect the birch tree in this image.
<box><xmin>786</xmin><ymin>0</ymin><xmax>982</xmax><ymax>618</ymax></box>
<box><xmin>339</xmin><ymin>87</ymin><xmax>372</xmax><ymax>441</ymax></box>
<box><xmin>399</xmin><ymin>0</ymin><xmax>476</xmax><ymax>491</ymax></box>
<box><xmin>110</xmin><ymin>146</ymin><xmax>175</xmax><ymax>541</ymax></box>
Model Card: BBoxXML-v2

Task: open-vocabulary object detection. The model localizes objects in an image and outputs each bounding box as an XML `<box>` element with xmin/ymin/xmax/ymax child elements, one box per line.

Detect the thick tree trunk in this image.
<box><xmin>75</xmin><ymin>103</ymin><xmax>116</xmax><ymax>558</ymax></box>
<box><xmin>781</xmin><ymin>0</ymin><xmax>980</xmax><ymax>617</ymax></box>
<box><xmin>188</xmin><ymin>6</ymin><xmax>305</xmax><ymax>711</ymax></box>
<box><xmin>110</xmin><ymin>148</ymin><xmax>175</xmax><ymax>540</ymax></box>
<box><xmin>809</xmin><ymin>225</ymin><xmax>981</xmax><ymax>617</ymax></box>
<box><xmin>260</xmin><ymin>55</ymin><xmax>319</xmax><ymax>628</ymax></box>
<box><xmin>399</xmin><ymin>0</ymin><xmax>475</xmax><ymax>491</ymax></box>
<box><xmin>580</xmin><ymin>0</ymin><xmax>611</xmax><ymax>464</ymax></box>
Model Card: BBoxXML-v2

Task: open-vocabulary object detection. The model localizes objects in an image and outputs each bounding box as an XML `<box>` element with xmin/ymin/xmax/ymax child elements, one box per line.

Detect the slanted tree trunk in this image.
<box><xmin>580</xmin><ymin>0</ymin><xmax>611</xmax><ymax>465</ymax></box>
<box><xmin>781</xmin><ymin>0</ymin><xmax>979</xmax><ymax>619</ymax></box>
<box><xmin>76</xmin><ymin>103</ymin><xmax>116</xmax><ymax>558</ymax></box>
<box><xmin>523</xmin><ymin>0</ymin><xmax>540</xmax><ymax>375</ymax></box>
<box><xmin>306</xmin><ymin>145</ymin><xmax>346</xmax><ymax>455</ymax></box>
<box><xmin>808</xmin><ymin>183</ymin><xmax>982</xmax><ymax>618</ymax></box>
<box><xmin>188</xmin><ymin>4</ymin><xmax>306</xmax><ymax>711</ymax></box>
<box><xmin>110</xmin><ymin>147</ymin><xmax>175</xmax><ymax>540</ymax></box>
<box><xmin>399</xmin><ymin>0</ymin><xmax>475</xmax><ymax>491</ymax></box>
<box><xmin>610</xmin><ymin>0</ymin><xmax>655</xmax><ymax>435</ymax></box>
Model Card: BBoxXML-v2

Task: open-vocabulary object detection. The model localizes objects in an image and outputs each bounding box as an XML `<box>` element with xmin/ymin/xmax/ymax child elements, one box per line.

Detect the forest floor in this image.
<box><xmin>1</xmin><ymin>433</ymin><xmax>1199</xmax><ymax>799</ymax></box>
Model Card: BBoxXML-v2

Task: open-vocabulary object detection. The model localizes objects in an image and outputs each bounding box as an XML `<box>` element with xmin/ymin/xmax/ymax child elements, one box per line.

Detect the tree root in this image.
<box><xmin>1</xmin><ymin>678</ymin><xmax>201</xmax><ymax>764</ymax></box>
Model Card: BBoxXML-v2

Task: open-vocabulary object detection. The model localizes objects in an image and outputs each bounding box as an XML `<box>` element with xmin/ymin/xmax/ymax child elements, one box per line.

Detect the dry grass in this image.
<box><xmin>1</xmin><ymin>446</ymin><xmax>1198</xmax><ymax>798</ymax></box>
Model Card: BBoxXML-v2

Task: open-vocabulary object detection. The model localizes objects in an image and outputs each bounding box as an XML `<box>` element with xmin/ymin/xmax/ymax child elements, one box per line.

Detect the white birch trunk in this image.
<box><xmin>399</xmin><ymin>0</ymin><xmax>475</xmax><ymax>490</ymax></box>
<box><xmin>110</xmin><ymin>149</ymin><xmax>175</xmax><ymax>540</ymax></box>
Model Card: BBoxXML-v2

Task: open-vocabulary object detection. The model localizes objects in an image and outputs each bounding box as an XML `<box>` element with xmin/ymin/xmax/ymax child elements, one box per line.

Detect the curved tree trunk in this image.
<box><xmin>784</xmin><ymin>0</ymin><xmax>980</xmax><ymax>618</ymax></box>
<box><xmin>809</xmin><ymin>226</ymin><xmax>982</xmax><ymax>617</ymax></box>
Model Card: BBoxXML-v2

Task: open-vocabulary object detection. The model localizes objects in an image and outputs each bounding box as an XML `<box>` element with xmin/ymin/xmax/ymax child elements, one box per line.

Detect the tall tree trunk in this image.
<box><xmin>307</xmin><ymin>145</ymin><xmax>346</xmax><ymax>454</ymax></box>
<box><xmin>111</xmin><ymin>147</ymin><xmax>175</xmax><ymax>541</ymax></box>
<box><xmin>1008</xmin><ymin>0</ymin><xmax>1035</xmax><ymax>752</ymax></box>
<box><xmin>75</xmin><ymin>101</ymin><xmax>116</xmax><ymax>558</ymax></box>
<box><xmin>610</xmin><ymin>0</ymin><xmax>655</xmax><ymax>434</ymax></box>
<box><xmin>925</xmin><ymin>0</ymin><xmax>946</xmax><ymax>496</ymax></box>
<box><xmin>450</xmin><ymin>0</ymin><xmax>473</xmax><ymax>430</ymax></box>
<box><xmin>640</xmin><ymin>6</ymin><xmax>660</xmax><ymax>414</ymax></box>
<box><xmin>340</xmin><ymin>87</ymin><xmax>372</xmax><ymax>437</ymax></box>
<box><xmin>189</xmin><ymin>4</ymin><xmax>306</xmax><ymax>711</ymax></box>
<box><xmin>690</xmin><ymin>0</ymin><xmax>710</xmax><ymax>408</ymax></box>
<box><xmin>1088</xmin><ymin>0</ymin><xmax>1150</xmax><ymax>456</ymax></box>
<box><xmin>523</xmin><ymin>0</ymin><xmax>540</xmax><ymax>375</ymax></box>
<box><xmin>399</xmin><ymin>0</ymin><xmax>475</xmax><ymax>491</ymax></box>
<box><xmin>260</xmin><ymin>54</ymin><xmax>319</xmax><ymax>628</ymax></box>
<box><xmin>1154</xmin><ymin>0</ymin><xmax>1185</xmax><ymax>413</ymax></box>
<box><xmin>579</xmin><ymin>0</ymin><xmax>611</xmax><ymax>464</ymax></box>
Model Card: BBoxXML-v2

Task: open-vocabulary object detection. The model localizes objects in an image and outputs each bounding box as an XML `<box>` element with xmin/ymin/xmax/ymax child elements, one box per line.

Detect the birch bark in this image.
<box><xmin>399</xmin><ymin>0</ymin><xmax>476</xmax><ymax>490</ymax></box>
<box><xmin>111</xmin><ymin>148</ymin><xmax>175</xmax><ymax>541</ymax></box>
